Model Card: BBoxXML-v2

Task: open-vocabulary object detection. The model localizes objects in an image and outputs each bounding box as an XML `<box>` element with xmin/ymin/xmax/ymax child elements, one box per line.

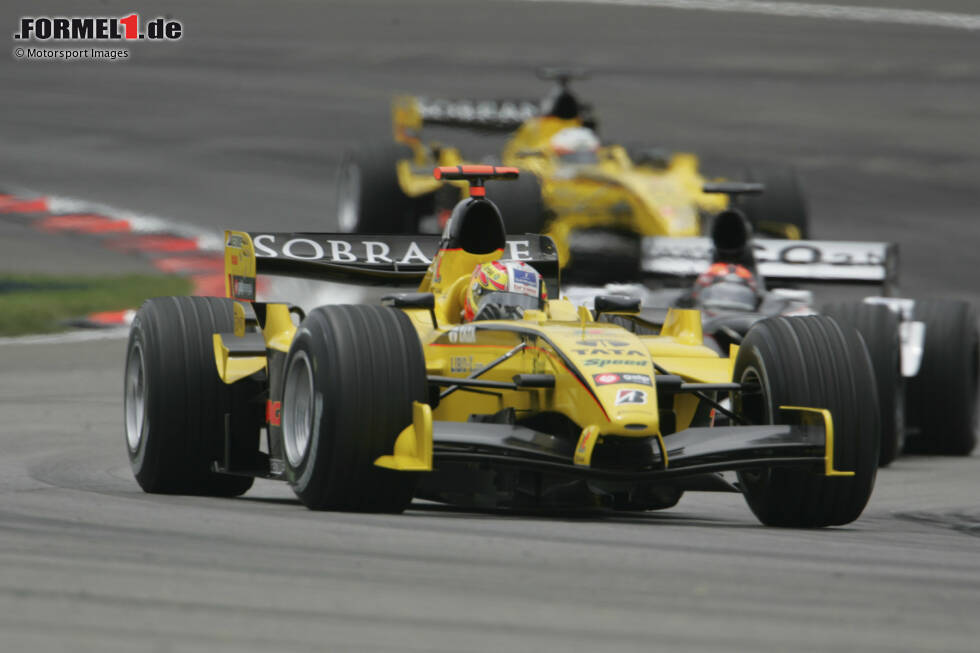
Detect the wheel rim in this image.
<box><xmin>336</xmin><ymin>161</ymin><xmax>360</xmax><ymax>233</ymax></box>
<box><xmin>124</xmin><ymin>342</ymin><xmax>147</xmax><ymax>452</ymax></box>
<box><xmin>736</xmin><ymin>365</ymin><xmax>770</xmax><ymax>486</ymax></box>
<box><xmin>282</xmin><ymin>350</ymin><xmax>315</xmax><ymax>467</ymax></box>
<box><xmin>737</xmin><ymin>366</ymin><xmax>769</xmax><ymax>425</ymax></box>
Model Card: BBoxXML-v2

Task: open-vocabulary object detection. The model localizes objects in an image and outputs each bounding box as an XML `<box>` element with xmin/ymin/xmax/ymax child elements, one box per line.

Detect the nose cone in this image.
<box><xmin>552</xmin><ymin>325</ymin><xmax>660</xmax><ymax>436</ymax></box>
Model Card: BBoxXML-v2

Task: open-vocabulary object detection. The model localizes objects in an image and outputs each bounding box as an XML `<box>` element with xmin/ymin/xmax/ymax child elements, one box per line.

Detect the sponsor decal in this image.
<box><xmin>576</xmin><ymin>339</ymin><xmax>630</xmax><ymax>347</ymax></box>
<box><xmin>593</xmin><ymin>373</ymin><xmax>652</xmax><ymax>386</ymax></box>
<box><xmin>416</xmin><ymin>97</ymin><xmax>539</xmax><ymax>127</ymax></box>
<box><xmin>230</xmin><ymin>275</ymin><xmax>255</xmax><ymax>301</ymax></box>
<box><xmin>574</xmin><ymin>347</ymin><xmax>644</xmax><ymax>356</ymax></box>
<box><xmin>643</xmin><ymin>237</ymin><xmax>891</xmax><ymax>277</ymax></box>
<box><xmin>252</xmin><ymin>234</ymin><xmax>434</xmax><ymax>265</ymax></box>
<box><xmin>448</xmin><ymin>325</ymin><xmax>477</xmax><ymax>344</ymax></box>
<box><xmin>510</xmin><ymin>267</ymin><xmax>539</xmax><ymax>297</ymax></box>
<box><xmin>450</xmin><ymin>355</ymin><xmax>475</xmax><ymax>374</ymax></box>
<box><xmin>615</xmin><ymin>389</ymin><xmax>647</xmax><ymax>406</ymax></box>
<box><xmin>584</xmin><ymin>358</ymin><xmax>647</xmax><ymax>368</ymax></box>
<box><xmin>266</xmin><ymin>400</ymin><xmax>282</xmax><ymax>426</ymax></box>
<box><xmin>247</xmin><ymin>234</ymin><xmax>550</xmax><ymax>268</ymax></box>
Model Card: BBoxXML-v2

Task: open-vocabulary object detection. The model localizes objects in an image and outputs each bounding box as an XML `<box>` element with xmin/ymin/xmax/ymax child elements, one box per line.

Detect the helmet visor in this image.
<box><xmin>700</xmin><ymin>282</ymin><xmax>759</xmax><ymax>312</ymax></box>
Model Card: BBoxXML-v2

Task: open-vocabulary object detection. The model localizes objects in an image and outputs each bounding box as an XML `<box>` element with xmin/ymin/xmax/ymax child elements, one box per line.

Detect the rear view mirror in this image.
<box><xmin>594</xmin><ymin>295</ymin><xmax>641</xmax><ymax>317</ymax></box>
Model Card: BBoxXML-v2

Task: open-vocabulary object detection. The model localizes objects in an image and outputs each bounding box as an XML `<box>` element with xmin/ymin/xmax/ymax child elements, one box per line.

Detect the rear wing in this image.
<box><xmin>642</xmin><ymin>236</ymin><xmax>899</xmax><ymax>294</ymax></box>
<box><xmin>223</xmin><ymin>231</ymin><xmax>560</xmax><ymax>299</ymax></box>
<box><xmin>393</xmin><ymin>95</ymin><xmax>540</xmax><ymax>135</ymax></box>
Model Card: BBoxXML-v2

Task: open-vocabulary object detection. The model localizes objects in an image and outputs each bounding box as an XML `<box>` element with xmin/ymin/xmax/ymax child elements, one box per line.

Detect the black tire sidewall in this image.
<box><xmin>734</xmin><ymin>316</ymin><xmax>879</xmax><ymax>527</ymax></box>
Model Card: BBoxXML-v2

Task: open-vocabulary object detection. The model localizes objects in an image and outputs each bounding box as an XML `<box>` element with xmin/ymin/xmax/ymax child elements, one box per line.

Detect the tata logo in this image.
<box><xmin>574</xmin><ymin>348</ymin><xmax>644</xmax><ymax>356</ymax></box>
<box><xmin>575</xmin><ymin>339</ymin><xmax>630</xmax><ymax>348</ymax></box>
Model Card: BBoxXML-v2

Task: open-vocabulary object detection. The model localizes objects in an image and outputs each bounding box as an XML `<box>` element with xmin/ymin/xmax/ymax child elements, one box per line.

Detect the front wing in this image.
<box><xmin>376</xmin><ymin>404</ymin><xmax>851</xmax><ymax>482</ymax></box>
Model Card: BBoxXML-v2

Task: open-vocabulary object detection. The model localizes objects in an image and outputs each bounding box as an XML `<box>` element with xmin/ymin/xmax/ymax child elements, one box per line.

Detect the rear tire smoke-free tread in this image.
<box><xmin>822</xmin><ymin>302</ymin><xmax>904</xmax><ymax>466</ymax></box>
<box><xmin>337</xmin><ymin>143</ymin><xmax>418</xmax><ymax>233</ymax></box>
<box><xmin>905</xmin><ymin>299</ymin><xmax>979</xmax><ymax>455</ymax></box>
<box><xmin>564</xmin><ymin>229</ymin><xmax>642</xmax><ymax>284</ymax></box>
<box><xmin>486</xmin><ymin>170</ymin><xmax>546</xmax><ymax>235</ymax></box>
<box><xmin>736</xmin><ymin>165</ymin><xmax>810</xmax><ymax>240</ymax></box>
<box><xmin>283</xmin><ymin>305</ymin><xmax>426</xmax><ymax>512</ymax></box>
<box><xmin>125</xmin><ymin>296</ymin><xmax>257</xmax><ymax>497</ymax></box>
<box><xmin>734</xmin><ymin>316</ymin><xmax>879</xmax><ymax>527</ymax></box>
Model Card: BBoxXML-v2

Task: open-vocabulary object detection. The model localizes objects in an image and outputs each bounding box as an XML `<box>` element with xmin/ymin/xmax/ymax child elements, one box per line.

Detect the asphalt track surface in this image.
<box><xmin>1</xmin><ymin>1</ymin><xmax>979</xmax><ymax>651</ymax></box>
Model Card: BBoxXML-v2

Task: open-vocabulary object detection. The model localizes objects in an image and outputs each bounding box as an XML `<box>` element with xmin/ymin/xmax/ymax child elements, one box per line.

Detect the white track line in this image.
<box><xmin>518</xmin><ymin>0</ymin><xmax>980</xmax><ymax>31</ymax></box>
<box><xmin>0</xmin><ymin>327</ymin><xmax>130</xmax><ymax>346</ymax></box>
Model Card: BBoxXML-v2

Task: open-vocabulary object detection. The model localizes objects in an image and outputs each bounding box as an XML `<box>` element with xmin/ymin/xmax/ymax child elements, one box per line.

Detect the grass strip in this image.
<box><xmin>0</xmin><ymin>273</ymin><xmax>193</xmax><ymax>336</ymax></box>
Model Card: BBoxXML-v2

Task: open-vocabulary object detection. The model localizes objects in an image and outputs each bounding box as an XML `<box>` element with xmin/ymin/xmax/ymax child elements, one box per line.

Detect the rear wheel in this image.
<box><xmin>734</xmin><ymin>316</ymin><xmax>879</xmax><ymax>527</ymax></box>
<box><xmin>487</xmin><ymin>169</ymin><xmax>546</xmax><ymax>234</ymax></box>
<box><xmin>281</xmin><ymin>305</ymin><xmax>426</xmax><ymax>511</ymax></box>
<box><xmin>822</xmin><ymin>302</ymin><xmax>904</xmax><ymax>466</ymax></box>
<box><xmin>905</xmin><ymin>299</ymin><xmax>979</xmax><ymax>455</ymax></box>
<box><xmin>336</xmin><ymin>143</ymin><xmax>419</xmax><ymax>233</ymax></box>
<box><xmin>125</xmin><ymin>296</ymin><xmax>259</xmax><ymax>497</ymax></box>
<box><xmin>736</xmin><ymin>165</ymin><xmax>809</xmax><ymax>239</ymax></box>
<box><xmin>564</xmin><ymin>229</ymin><xmax>642</xmax><ymax>284</ymax></box>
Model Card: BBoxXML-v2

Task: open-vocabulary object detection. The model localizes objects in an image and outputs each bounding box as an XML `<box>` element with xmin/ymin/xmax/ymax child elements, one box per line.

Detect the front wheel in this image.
<box><xmin>734</xmin><ymin>315</ymin><xmax>879</xmax><ymax>527</ymax></box>
<box><xmin>281</xmin><ymin>305</ymin><xmax>427</xmax><ymax>511</ymax></box>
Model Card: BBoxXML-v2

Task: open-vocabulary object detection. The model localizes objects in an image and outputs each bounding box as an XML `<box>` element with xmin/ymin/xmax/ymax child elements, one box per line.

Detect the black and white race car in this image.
<box><xmin>566</xmin><ymin>185</ymin><xmax>978</xmax><ymax>466</ymax></box>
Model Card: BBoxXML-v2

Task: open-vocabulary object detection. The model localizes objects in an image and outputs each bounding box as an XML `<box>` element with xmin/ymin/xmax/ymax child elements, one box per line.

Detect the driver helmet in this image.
<box><xmin>464</xmin><ymin>260</ymin><xmax>547</xmax><ymax>322</ymax></box>
<box><xmin>549</xmin><ymin>127</ymin><xmax>600</xmax><ymax>165</ymax></box>
<box><xmin>693</xmin><ymin>262</ymin><xmax>761</xmax><ymax>312</ymax></box>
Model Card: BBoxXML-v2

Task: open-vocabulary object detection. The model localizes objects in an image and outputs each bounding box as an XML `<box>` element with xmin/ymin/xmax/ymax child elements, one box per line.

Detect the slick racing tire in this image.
<box><xmin>823</xmin><ymin>302</ymin><xmax>904</xmax><ymax>467</ymax></box>
<box><xmin>281</xmin><ymin>305</ymin><xmax>426</xmax><ymax>511</ymax></box>
<box><xmin>336</xmin><ymin>143</ymin><xmax>419</xmax><ymax>233</ymax></box>
<box><xmin>486</xmin><ymin>169</ymin><xmax>546</xmax><ymax>235</ymax></box>
<box><xmin>733</xmin><ymin>316</ymin><xmax>879</xmax><ymax>527</ymax></box>
<box><xmin>904</xmin><ymin>299</ymin><xmax>979</xmax><ymax>456</ymax></box>
<box><xmin>124</xmin><ymin>296</ymin><xmax>258</xmax><ymax>497</ymax></box>
<box><xmin>564</xmin><ymin>229</ymin><xmax>642</xmax><ymax>284</ymax></box>
<box><xmin>736</xmin><ymin>165</ymin><xmax>810</xmax><ymax>240</ymax></box>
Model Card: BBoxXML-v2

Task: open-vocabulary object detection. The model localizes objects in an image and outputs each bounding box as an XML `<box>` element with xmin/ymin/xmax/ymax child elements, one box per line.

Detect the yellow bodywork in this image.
<box><xmin>781</xmin><ymin>406</ymin><xmax>854</xmax><ymax>477</ymax></box>
<box><xmin>212</xmin><ymin>333</ymin><xmax>265</xmax><ymax>384</ymax></box>
<box><xmin>212</xmin><ymin>233</ymin><xmax>843</xmax><ymax>477</ymax></box>
<box><xmin>375</xmin><ymin>401</ymin><xmax>434</xmax><ymax>471</ymax></box>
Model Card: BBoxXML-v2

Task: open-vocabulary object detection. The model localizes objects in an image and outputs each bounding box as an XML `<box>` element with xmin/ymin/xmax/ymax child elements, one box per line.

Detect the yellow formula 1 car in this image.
<box><xmin>126</xmin><ymin>167</ymin><xmax>876</xmax><ymax>527</ymax></box>
<box><xmin>336</xmin><ymin>70</ymin><xmax>808</xmax><ymax>284</ymax></box>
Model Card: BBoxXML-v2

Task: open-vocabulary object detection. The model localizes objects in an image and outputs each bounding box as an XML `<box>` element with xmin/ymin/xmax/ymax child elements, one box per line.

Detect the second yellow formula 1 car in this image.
<box><xmin>336</xmin><ymin>70</ymin><xmax>809</xmax><ymax>284</ymax></box>
<box><xmin>126</xmin><ymin>167</ymin><xmax>877</xmax><ymax>527</ymax></box>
